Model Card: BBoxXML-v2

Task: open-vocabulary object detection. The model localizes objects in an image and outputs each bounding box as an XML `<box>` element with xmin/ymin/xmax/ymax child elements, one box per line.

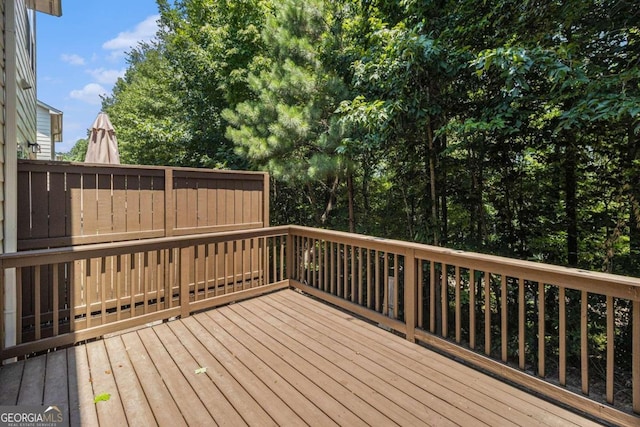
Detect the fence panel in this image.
<box><xmin>17</xmin><ymin>160</ymin><xmax>269</xmax><ymax>250</ymax></box>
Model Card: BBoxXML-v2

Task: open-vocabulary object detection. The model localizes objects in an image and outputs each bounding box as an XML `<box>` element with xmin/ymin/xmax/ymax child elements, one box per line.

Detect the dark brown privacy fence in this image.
<box><xmin>17</xmin><ymin>160</ymin><xmax>269</xmax><ymax>250</ymax></box>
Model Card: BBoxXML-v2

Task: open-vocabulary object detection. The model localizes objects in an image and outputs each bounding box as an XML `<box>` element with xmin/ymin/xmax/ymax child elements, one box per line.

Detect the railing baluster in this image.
<box><xmin>470</xmin><ymin>269</ymin><xmax>476</xmax><ymax>349</ymax></box>
<box><xmin>606</xmin><ymin>295</ymin><xmax>614</xmax><ymax>404</ymax></box>
<box><xmin>330</xmin><ymin>242</ymin><xmax>336</xmax><ymax>295</ymax></box>
<box><xmin>393</xmin><ymin>254</ymin><xmax>399</xmax><ymax>319</ymax></box>
<box><xmin>35</xmin><ymin>266</ymin><xmax>41</xmax><ymax>340</ymax></box>
<box><xmin>239</xmin><ymin>240</ymin><xmax>245</xmax><ymax>290</ymax></box>
<box><xmin>358</xmin><ymin>247</ymin><xmax>363</xmax><ymax>306</ymax></box>
<box><xmin>538</xmin><ymin>282</ymin><xmax>545</xmax><ymax>377</ymax></box>
<box><xmin>581</xmin><ymin>290</ymin><xmax>589</xmax><ymax>395</ymax></box>
<box><xmin>115</xmin><ymin>255</ymin><xmax>122</xmax><ymax>317</ymax></box>
<box><xmin>264</xmin><ymin>237</ymin><xmax>270</xmax><ymax>286</ymax></box>
<box><xmin>559</xmin><ymin>286</ymin><xmax>566</xmax><ymax>386</ymax></box>
<box><xmin>312</xmin><ymin>239</ymin><xmax>317</xmax><ymax>288</ymax></box>
<box><xmin>53</xmin><ymin>264</ymin><xmax>59</xmax><ymax>336</ymax></box>
<box><xmin>272</xmin><ymin>237</ymin><xmax>277</xmax><ymax>284</ymax></box>
<box><xmin>455</xmin><ymin>266</ymin><xmax>461</xmax><ymax>343</ymax></box>
<box><xmin>501</xmin><ymin>275</ymin><xmax>507</xmax><ymax>362</ymax></box>
<box><xmin>16</xmin><ymin>268</ymin><xmax>22</xmax><ymax>345</ymax></box>
<box><xmin>85</xmin><ymin>258</ymin><xmax>92</xmax><ymax>329</ymax></box>
<box><xmin>405</xmin><ymin>249</ymin><xmax>416</xmax><ymax>342</ymax></box>
<box><xmin>375</xmin><ymin>250</ymin><xmax>380</xmax><ymax>313</ymax></box>
<box><xmin>224</xmin><ymin>242</ymin><xmax>230</xmax><ymax>295</ymax></box>
<box><xmin>367</xmin><ymin>249</ymin><xmax>372</xmax><ymax>309</ymax></box>
<box><xmin>280</xmin><ymin>236</ymin><xmax>285</xmax><ymax>282</ymax></box>
<box><xmin>441</xmin><ymin>263</ymin><xmax>448</xmax><ymax>338</ymax></box>
<box><xmin>343</xmin><ymin>244</ymin><xmax>349</xmax><ymax>299</ymax></box>
<box><xmin>430</xmin><ymin>262</ymin><xmax>435</xmax><ymax>334</ymax></box>
<box><xmin>322</xmin><ymin>240</ymin><xmax>326</xmax><ymax>291</ymax></box>
<box><xmin>69</xmin><ymin>262</ymin><xmax>75</xmax><ymax>331</ymax></box>
<box><xmin>351</xmin><ymin>245</ymin><xmax>357</xmax><ymax>304</ymax></box>
<box><xmin>418</xmin><ymin>260</ymin><xmax>423</xmax><ymax>329</ymax></box>
<box><xmin>101</xmin><ymin>256</ymin><xmax>108</xmax><ymax>322</ymax></box>
<box><xmin>317</xmin><ymin>239</ymin><xmax>323</xmax><ymax>290</ymax></box>
<box><xmin>214</xmin><ymin>243</ymin><xmax>221</xmax><ymax>295</ymax></box>
<box><xmin>485</xmin><ymin>271</ymin><xmax>491</xmax><ymax>356</ymax></box>
<box><xmin>633</xmin><ymin>300</ymin><xmax>639</xmax><ymax>414</ymax></box>
<box><xmin>384</xmin><ymin>253</ymin><xmax>389</xmax><ymax>316</ymax></box>
<box><xmin>518</xmin><ymin>277</ymin><xmax>524</xmax><ymax>370</ymax></box>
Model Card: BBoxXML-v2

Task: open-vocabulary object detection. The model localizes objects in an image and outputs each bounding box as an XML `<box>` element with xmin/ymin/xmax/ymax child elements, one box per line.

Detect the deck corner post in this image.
<box><xmin>404</xmin><ymin>248</ymin><xmax>417</xmax><ymax>343</ymax></box>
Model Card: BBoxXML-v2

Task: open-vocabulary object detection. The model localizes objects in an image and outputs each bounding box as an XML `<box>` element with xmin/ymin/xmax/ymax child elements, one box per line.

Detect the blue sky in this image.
<box><xmin>37</xmin><ymin>1</ymin><xmax>161</xmax><ymax>152</ymax></box>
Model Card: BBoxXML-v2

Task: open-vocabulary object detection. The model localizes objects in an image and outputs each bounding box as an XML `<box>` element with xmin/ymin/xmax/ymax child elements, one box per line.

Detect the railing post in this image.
<box><xmin>404</xmin><ymin>248</ymin><xmax>417</xmax><ymax>343</ymax></box>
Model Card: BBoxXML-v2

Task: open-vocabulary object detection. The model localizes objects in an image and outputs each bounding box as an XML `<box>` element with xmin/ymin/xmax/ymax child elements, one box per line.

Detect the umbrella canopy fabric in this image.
<box><xmin>84</xmin><ymin>112</ymin><xmax>120</xmax><ymax>164</ymax></box>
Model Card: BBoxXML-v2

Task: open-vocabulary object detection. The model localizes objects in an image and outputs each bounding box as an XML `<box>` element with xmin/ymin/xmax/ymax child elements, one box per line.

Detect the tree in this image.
<box><xmin>59</xmin><ymin>138</ymin><xmax>89</xmax><ymax>162</ymax></box>
<box><xmin>156</xmin><ymin>0</ymin><xmax>271</xmax><ymax>168</ymax></box>
<box><xmin>224</xmin><ymin>0</ymin><xmax>351</xmax><ymax>226</ymax></box>
<box><xmin>102</xmin><ymin>43</ymin><xmax>189</xmax><ymax>166</ymax></box>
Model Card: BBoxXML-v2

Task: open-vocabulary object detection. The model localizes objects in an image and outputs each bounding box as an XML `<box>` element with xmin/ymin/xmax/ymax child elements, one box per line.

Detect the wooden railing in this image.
<box><xmin>2</xmin><ymin>224</ymin><xmax>639</xmax><ymax>425</ymax></box>
<box><xmin>0</xmin><ymin>226</ymin><xmax>288</xmax><ymax>360</ymax></box>
<box><xmin>17</xmin><ymin>160</ymin><xmax>269</xmax><ymax>250</ymax></box>
<box><xmin>287</xmin><ymin>225</ymin><xmax>640</xmax><ymax>427</ymax></box>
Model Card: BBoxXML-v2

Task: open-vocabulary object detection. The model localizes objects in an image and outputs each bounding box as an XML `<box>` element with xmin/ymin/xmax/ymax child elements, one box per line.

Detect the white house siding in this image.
<box><xmin>15</xmin><ymin>0</ymin><xmax>37</xmax><ymax>156</ymax></box>
<box><xmin>36</xmin><ymin>103</ymin><xmax>53</xmax><ymax>160</ymax></box>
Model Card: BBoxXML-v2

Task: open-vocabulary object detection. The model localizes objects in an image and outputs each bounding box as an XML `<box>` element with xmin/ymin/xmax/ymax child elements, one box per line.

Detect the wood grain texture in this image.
<box><xmin>0</xmin><ymin>290</ymin><xmax>616</xmax><ymax>427</ymax></box>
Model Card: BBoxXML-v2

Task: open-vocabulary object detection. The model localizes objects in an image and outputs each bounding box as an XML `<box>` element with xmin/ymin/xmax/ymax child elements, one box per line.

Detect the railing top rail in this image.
<box><xmin>0</xmin><ymin>226</ymin><xmax>289</xmax><ymax>268</ymax></box>
<box><xmin>288</xmin><ymin>225</ymin><xmax>640</xmax><ymax>300</ymax></box>
<box><xmin>18</xmin><ymin>159</ymin><xmax>269</xmax><ymax>179</ymax></box>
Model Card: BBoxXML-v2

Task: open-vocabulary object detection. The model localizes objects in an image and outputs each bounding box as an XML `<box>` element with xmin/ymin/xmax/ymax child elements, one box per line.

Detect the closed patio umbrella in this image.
<box><xmin>84</xmin><ymin>112</ymin><xmax>120</xmax><ymax>164</ymax></box>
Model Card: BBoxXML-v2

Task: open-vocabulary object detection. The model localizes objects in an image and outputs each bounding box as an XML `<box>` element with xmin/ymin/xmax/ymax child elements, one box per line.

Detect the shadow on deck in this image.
<box><xmin>0</xmin><ymin>290</ymin><xmax>600</xmax><ymax>426</ymax></box>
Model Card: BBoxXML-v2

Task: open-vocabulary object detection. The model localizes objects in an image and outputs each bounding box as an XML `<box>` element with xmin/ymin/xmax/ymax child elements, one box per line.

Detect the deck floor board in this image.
<box><xmin>1</xmin><ymin>289</ymin><xmax>604</xmax><ymax>426</ymax></box>
<box><xmin>275</xmin><ymin>290</ymin><xmax>597</xmax><ymax>427</ymax></box>
<box><xmin>0</xmin><ymin>359</ymin><xmax>24</xmax><ymax>405</ymax></box>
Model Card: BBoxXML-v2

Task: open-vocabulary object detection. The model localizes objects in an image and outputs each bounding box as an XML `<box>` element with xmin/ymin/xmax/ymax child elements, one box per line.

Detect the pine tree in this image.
<box><xmin>224</xmin><ymin>0</ymin><xmax>350</xmax><ymax>223</ymax></box>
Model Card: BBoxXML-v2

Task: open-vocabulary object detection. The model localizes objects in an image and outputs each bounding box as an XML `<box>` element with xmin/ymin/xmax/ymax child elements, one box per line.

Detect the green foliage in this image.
<box><xmin>59</xmin><ymin>138</ymin><xmax>89</xmax><ymax>162</ymax></box>
<box><xmin>102</xmin><ymin>44</ymin><xmax>189</xmax><ymax>166</ymax></box>
<box><xmin>103</xmin><ymin>0</ymin><xmax>640</xmax><ymax>276</ymax></box>
<box><xmin>224</xmin><ymin>0</ymin><xmax>352</xmax><ymax>224</ymax></box>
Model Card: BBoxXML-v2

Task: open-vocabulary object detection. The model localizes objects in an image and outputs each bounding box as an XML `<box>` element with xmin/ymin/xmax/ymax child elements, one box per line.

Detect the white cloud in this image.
<box><xmin>69</xmin><ymin>83</ymin><xmax>108</xmax><ymax>105</ymax></box>
<box><xmin>102</xmin><ymin>15</ymin><xmax>159</xmax><ymax>52</ymax></box>
<box><xmin>87</xmin><ymin>68</ymin><xmax>125</xmax><ymax>85</ymax></box>
<box><xmin>61</xmin><ymin>53</ymin><xmax>85</xmax><ymax>66</ymax></box>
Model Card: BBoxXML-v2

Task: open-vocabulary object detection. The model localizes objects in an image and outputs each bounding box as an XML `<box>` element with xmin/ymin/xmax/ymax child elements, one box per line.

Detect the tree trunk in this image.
<box><xmin>469</xmin><ymin>148</ymin><xmax>477</xmax><ymax>242</ymax></box>
<box><xmin>565</xmin><ymin>137</ymin><xmax>578</xmax><ymax>267</ymax></box>
<box><xmin>441</xmin><ymin>134</ymin><xmax>448</xmax><ymax>245</ymax></box>
<box><xmin>320</xmin><ymin>176</ymin><xmax>340</xmax><ymax>224</ymax></box>
<box><xmin>628</xmin><ymin>124</ymin><xmax>640</xmax><ymax>272</ymax></box>
<box><xmin>427</xmin><ymin>119</ymin><xmax>439</xmax><ymax>245</ymax></box>
<box><xmin>347</xmin><ymin>172</ymin><xmax>355</xmax><ymax>233</ymax></box>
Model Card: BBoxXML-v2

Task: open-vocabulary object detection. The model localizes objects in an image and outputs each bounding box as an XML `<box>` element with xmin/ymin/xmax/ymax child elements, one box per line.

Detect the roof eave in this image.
<box><xmin>29</xmin><ymin>0</ymin><xmax>62</xmax><ymax>17</ymax></box>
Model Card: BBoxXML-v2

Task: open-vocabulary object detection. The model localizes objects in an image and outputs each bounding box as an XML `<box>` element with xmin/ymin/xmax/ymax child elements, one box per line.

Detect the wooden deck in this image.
<box><xmin>0</xmin><ymin>289</ymin><xmax>602</xmax><ymax>426</ymax></box>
